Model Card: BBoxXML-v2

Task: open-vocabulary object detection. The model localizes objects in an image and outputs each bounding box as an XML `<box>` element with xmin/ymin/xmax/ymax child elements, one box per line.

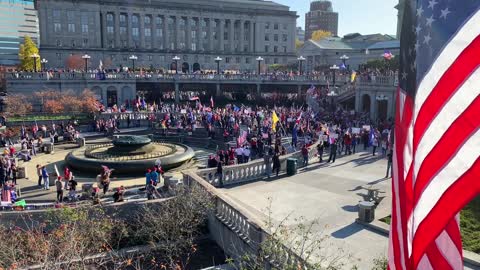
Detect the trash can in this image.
<box><xmin>44</xmin><ymin>142</ymin><xmax>54</xmax><ymax>154</ymax></box>
<box><xmin>358</xmin><ymin>201</ymin><xmax>376</xmax><ymax>223</ymax></box>
<box><xmin>82</xmin><ymin>183</ymin><xmax>94</xmax><ymax>199</ymax></box>
<box><xmin>17</xmin><ymin>167</ymin><xmax>26</xmax><ymax>179</ymax></box>
<box><xmin>286</xmin><ymin>158</ymin><xmax>297</xmax><ymax>176</ymax></box>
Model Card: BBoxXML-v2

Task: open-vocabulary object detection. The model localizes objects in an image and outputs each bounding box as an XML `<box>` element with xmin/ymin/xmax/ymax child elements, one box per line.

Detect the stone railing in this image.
<box><xmin>356</xmin><ymin>76</ymin><xmax>398</xmax><ymax>87</ymax></box>
<box><xmin>197</xmin><ymin>142</ymin><xmax>319</xmax><ymax>187</ymax></box>
<box><xmin>7</xmin><ymin>72</ymin><xmax>353</xmax><ymax>85</ymax></box>
<box><xmin>184</xmin><ymin>170</ymin><xmax>311</xmax><ymax>269</ymax></box>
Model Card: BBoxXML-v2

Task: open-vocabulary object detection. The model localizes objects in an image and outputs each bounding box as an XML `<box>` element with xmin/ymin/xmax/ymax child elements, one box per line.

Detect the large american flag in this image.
<box><xmin>389</xmin><ymin>0</ymin><xmax>480</xmax><ymax>269</ymax></box>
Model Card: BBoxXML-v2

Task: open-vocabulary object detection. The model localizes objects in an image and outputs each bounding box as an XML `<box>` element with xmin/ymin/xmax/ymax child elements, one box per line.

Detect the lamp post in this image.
<box><xmin>340</xmin><ymin>54</ymin><xmax>349</xmax><ymax>70</ymax></box>
<box><xmin>329</xmin><ymin>64</ymin><xmax>340</xmax><ymax>86</ymax></box>
<box><xmin>172</xmin><ymin>56</ymin><xmax>180</xmax><ymax>74</ymax></box>
<box><xmin>256</xmin><ymin>56</ymin><xmax>264</xmax><ymax>75</ymax></box>
<box><xmin>297</xmin><ymin>56</ymin><xmax>306</xmax><ymax>75</ymax></box>
<box><xmin>214</xmin><ymin>56</ymin><xmax>222</xmax><ymax>75</ymax></box>
<box><xmin>327</xmin><ymin>90</ymin><xmax>338</xmax><ymax>112</ymax></box>
<box><xmin>82</xmin><ymin>54</ymin><xmax>91</xmax><ymax>73</ymax></box>
<box><xmin>129</xmin><ymin>55</ymin><xmax>138</xmax><ymax>71</ymax></box>
<box><xmin>30</xmin><ymin>53</ymin><xmax>39</xmax><ymax>72</ymax></box>
<box><xmin>40</xmin><ymin>58</ymin><xmax>48</xmax><ymax>71</ymax></box>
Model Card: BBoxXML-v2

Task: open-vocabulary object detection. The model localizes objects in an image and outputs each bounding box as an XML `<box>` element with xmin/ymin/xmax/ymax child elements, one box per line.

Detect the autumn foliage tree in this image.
<box><xmin>18</xmin><ymin>36</ymin><xmax>40</xmax><ymax>71</ymax></box>
<box><xmin>3</xmin><ymin>94</ymin><xmax>33</xmax><ymax>116</ymax></box>
<box><xmin>35</xmin><ymin>90</ymin><xmax>100</xmax><ymax>114</ymax></box>
<box><xmin>311</xmin><ymin>30</ymin><xmax>332</xmax><ymax>41</ymax></box>
<box><xmin>65</xmin><ymin>54</ymin><xmax>84</xmax><ymax>70</ymax></box>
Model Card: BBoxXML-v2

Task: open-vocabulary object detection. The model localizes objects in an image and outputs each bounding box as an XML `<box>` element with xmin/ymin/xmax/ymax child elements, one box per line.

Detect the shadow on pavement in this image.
<box><xmin>331</xmin><ymin>222</ymin><xmax>364</xmax><ymax>239</ymax></box>
<box><xmin>341</xmin><ymin>204</ymin><xmax>359</xmax><ymax>212</ymax></box>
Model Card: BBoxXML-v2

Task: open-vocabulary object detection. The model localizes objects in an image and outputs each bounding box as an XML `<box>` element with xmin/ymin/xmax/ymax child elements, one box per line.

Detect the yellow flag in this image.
<box><xmin>351</xmin><ymin>71</ymin><xmax>357</xmax><ymax>82</ymax></box>
<box><xmin>272</xmin><ymin>111</ymin><xmax>279</xmax><ymax>132</ymax></box>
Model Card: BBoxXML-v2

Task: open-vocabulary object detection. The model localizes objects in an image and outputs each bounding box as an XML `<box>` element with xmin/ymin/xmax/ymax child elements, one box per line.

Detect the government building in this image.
<box><xmin>35</xmin><ymin>0</ymin><xmax>298</xmax><ymax>72</ymax></box>
<box><xmin>305</xmin><ymin>0</ymin><xmax>338</xmax><ymax>39</ymax></box>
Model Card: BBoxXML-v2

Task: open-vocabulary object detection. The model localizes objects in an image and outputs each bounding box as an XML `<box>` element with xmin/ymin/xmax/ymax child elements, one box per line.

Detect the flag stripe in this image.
<box><xmin>418</xmin><ymin>254</ymin><xmax>434</xmax><ymax>270</ymax></box>
<box><xmin>415</xmin><ymin>9</ymin><xmax>480</xmax><ymax>118</ymax></box>
<box><xmin>411</xmin><ymin>158</ymin><xmax>480</xmax><ymax>267</ymax></box>
<box><xmin>413</xmin><ymin>130</ymin><xmax>479</xmax><ymax>233</ymax></box>
<box><xmin>426</xmin><ymin>242</ymin><xmax>454</xmax><ymax>270</ymax></box>
<box><xmin>414</xmin><ymin>95</ymin><xmax>480</xmax><ymax>200</ymax></box>
<box><xmin>413</xmin><ymin>34</ymin><xmax>480</xmax><ymax>155</ymax></box>
<box><xmin>435</xmin><ymin>223</ymin><xmax>463</xmax><ymax>269</ymax></box>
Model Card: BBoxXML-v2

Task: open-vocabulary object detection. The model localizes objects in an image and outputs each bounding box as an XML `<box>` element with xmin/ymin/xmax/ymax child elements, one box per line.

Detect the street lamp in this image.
<box><xmin>256</xmin><ymin>56</ymin><xmax>264</xmax><ymax>75</ymax></box>
<box><xmin>327</xmin><ymin>90</ymin><xmax>338</xmax><ymax>112</ymax></box>
<box><xmin>40</xmin><ymin>58</ymin><xmax>48</xmax><ymax>71</ymax></box>
<box><xmin>30</xmin><ymin>53</ymin><xmax>39</xmax><ymax>72</ymax></box>
<box><xmin>214</xmin><ymin>56</ymin><xmax>222</xmax><ymax>75</ymax></box>
<box><xmin>340</xmin><ymin>54</ymin><xmax>349</xmax><ymax>70</ymax></box>
<box><xmin>172</xmin><ymin>55</ymin><xmax>180</xmax><ymax>74</ymax></box>
<box><xmin>129</xmin><ymin>55</ymin><xmax>138</xmax><ymax>71</ymax></box>
<box><xmin>329</xmin><ymin>64</ymin><xmax>340</xmax><ymax>86</ymax></box>
<box><xmin>82</xmin><ymin>54</ymin><xmax>91</xmax><ymax>73</ymax></box>
<box><xmin>297</xmin><ymin>56</ymin><xmax>306</xmax><ymax>75</ymax></box>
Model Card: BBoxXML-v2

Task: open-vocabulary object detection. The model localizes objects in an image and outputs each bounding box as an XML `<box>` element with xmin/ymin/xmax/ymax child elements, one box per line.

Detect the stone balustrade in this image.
<box><xmin>6</xmin><ymin>72</ymin><xmax>398</xmax><ymax>86</ymax></box>
<box><xmin>197</xmin><ymin>142</ymin><xmax>319</xmax><ymax>187</ymax></box>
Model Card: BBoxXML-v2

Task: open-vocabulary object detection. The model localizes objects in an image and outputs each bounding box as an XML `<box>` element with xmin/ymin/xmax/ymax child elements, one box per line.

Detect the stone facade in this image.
<box><xmin>36</xmin><ymin>0</ymin><xmax>297</xmax><ymax>72</ymax></box>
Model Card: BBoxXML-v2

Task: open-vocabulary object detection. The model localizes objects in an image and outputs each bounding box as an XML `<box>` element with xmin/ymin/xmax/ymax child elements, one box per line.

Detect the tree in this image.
<box><xmin>295</xmin><ymin>39</ymin><xmax>304</xmax><ymax>49</ymax></box>
<box><xmin>18</xmin><ymin>36</ymin><xmax>40</xmax><ymax>71</ymax></box>
<box><xmin>80</xmin><ymin>89</ymin><xmax>100</xmax><ymax>113</ymax></box>
<box><xmin>3</xmin><ymin>94</ymin><xmax>32</xmax><ymax>116</ymax></box>
<box><xmin>65</xmin><ymin>54</ymin><xmax>84</xmax><ymax>70</ymax></box>
<box><xmin>311</xmin><ymin>30</ymin><xmax>332</xmax><ymax>41</ymax></box>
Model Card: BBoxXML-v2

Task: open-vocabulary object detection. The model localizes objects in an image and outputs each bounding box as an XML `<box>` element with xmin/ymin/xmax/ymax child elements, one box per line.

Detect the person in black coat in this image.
<box><xmin>272</xmin><ymin>152</ymin><xmax>281</xmax><ymax>177</ymax></box>
<box><xmin>328</xmin><ymin>139</ymin><xmax>337</xmax><ymax>163</ymax></box>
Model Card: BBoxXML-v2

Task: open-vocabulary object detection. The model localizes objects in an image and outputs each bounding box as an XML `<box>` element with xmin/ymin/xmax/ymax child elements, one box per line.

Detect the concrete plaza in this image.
<box><xmin>220</xmin><ymin>149</ymin><xmax>391</xmax><ymax>269</ymax></box>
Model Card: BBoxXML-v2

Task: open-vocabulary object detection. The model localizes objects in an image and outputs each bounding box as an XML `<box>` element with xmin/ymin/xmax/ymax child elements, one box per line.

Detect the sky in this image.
<box><xmin>273</xmin><ymin>0</ymin><xmax>398</xmax><ymax>37</ymax></box>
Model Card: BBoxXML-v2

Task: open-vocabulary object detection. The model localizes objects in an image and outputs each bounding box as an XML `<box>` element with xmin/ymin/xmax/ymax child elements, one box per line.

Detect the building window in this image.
<box><xmin>274</xmin><ymin>34</ymin><xmax>278</xmax><ymax>41</ymax></box>
<box><xmin>56</xmin><ymin>53</ymin><xmax>62</xmax><ymax>60</ymax></box>
<box><xmin>283</xmin><ymin>24</ymin><xmax>287</xmax><ymax>30</ymax></box>
<box><xmin>201</xmin><ymin>19</ymin><xmax>207</xmax><ymax>27</ymax></box>
<box><xmin>283</xmin><ymin>46</ymin><xmax>287</xmax><ymax>53</ymax></box>
<box><xmin>107</xmin><ymin>13</ymin><xmax>113</xmax><ymax>22</ymax></box>
<box><xmin>82</xmin><ymin>24</ymin><xmax>88</xmax><ymax>33</ymax></box>
<box><xmin>190</xmin><ymin>19</ymin><xmax>196</xmax><ymax>27</ymax></box>
<box><xmin>120</xmin><ymin>14</ymin><xmax>126</xmax><ymax>23</ymax></box>
<box><xmin>179</xmin><ymin>18</ymin><xmax>185</xmax><ymax>26</ymax></box>
<box><xmin>83</xmin><ymin>39</ymin><xmax>88</xmax><ymax>47</ymax></box>
<box><xmin>160</xmin><ymin>55</ymin><xmax>165</xmax><ymax>62</ymax></box>
<box><xmin>120</xmin><ymin>27</ymin><xmax>127</xmax><ymax>35</ymax></box>
<box><xmin>282</xmin><ymin>34</ymin><xmax>288</xmax><ymax>42</ymax></box>
<box><xmin>122</xmin><ymin>40</ymin><xmax>127</xmax><ymax>47</ymax></box>
<box><xmin>56</xmin><ymin>40</ymin><xmax>62</xmax><ymax>47</ymax></box>
<box><xmin>148</xmin><ymin>55</ymin><xmax>153</xmax><ymax>61</ymax></box>
<box><xmin>132</xmin><ymin>27</ymin><xmax>139</xmax><ymax>37</ymax></box>
<box><xmin>54</xmin><ymin>23</ymin><xmax>61</xmax><ymax>32</ymax></box>
<box><xmin>156</xmin><ymin>16</ymin><xmax>163</xmax><ymax>25</ymax></box>
<box><xmin>144</xmin><ymin>15</ymin><xmax>151</xmax><ymax>24</ymax></box>
<box><xmin>68</xmin><ymin>23</ymin><xmax>75</xmax><ymax>32</ymax></box>
<box><xmin>132</xmin><ymin>15</ymin><xmax>139</xmax><ymax>24</ymax></box>
<box><xmin>265</xmin><ymin>34</ymin><xmax>269</xmax><ymax>41</ymax></box>
<box><xmin>225</xmin><ymin>57</ymin><xmax>230</xmax><ymax>63</ymax></box>
<box><xmin>107</xmin><ymin>26</ymin><xmax>114</xmax><ymax>34</ymax></box>
<box><xmin>191</xmin><ymin>30</ymin><xmax>196</xmax><ymax>39</ymax></box>
<box><xmin>53</xmin><ymin>9</ymin><xmax>61</xmax><ymax>20</ymax></box>
<box><xmin>265</xmin><ymin>45</ymin><xmax>269</xmax><ymax>52</ymax></box>
<box><xmin>274</xmin><ymin>58</ymin><xmax>278</xmax><ymax>64</ymax></box>
<box><xmin>170</xmin><ymin>42</ymin><xmax>174</xmax><ymax>50</ymax></box>
<box><xmin>156</xmin><ymin>29</ymin><xmax>163</xmax><ymax>38</ymax></box>
<box><xmin>244</xmin><ymin>45</ymin><xmax>248</xmax><ymax>52</ymax></box>
<box><xmin>235</xmin><ymin>57</ymin><xmax>240</xmax><ymax>63</ymax></box>
<box><xmin>265</xmin><ymin>22</ymin><xmax>270</xmax><ymax>29</ymax></box>
<box><xmin>145</xmin><ymin>28</ymin><xmax>151</xmax><ymax>37</ymax></box>
<box><xmin>274</xmin><ymin>46</ymin><xmax>278</xmax><ymax>52</ymax></box>
<box><xmin>246</xmin><ymin>57</ymin><xmax>250</xmax><ymax>64</ymax></box>
<box><xmin>191</xmin><ymin>43</ymin><xmax>196</xmax><ymax>51</ymax></box>
<box><xmin>71</xmin><ymin>40</ymin><xmax>75</xmax><ymax>47</ymax></box>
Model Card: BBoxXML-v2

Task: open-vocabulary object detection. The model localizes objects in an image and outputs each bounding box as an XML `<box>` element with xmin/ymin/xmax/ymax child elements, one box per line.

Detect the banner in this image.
<box><xmin>352</xmin><ymin>128</ymin><xmax>361</xmax><ymax>134</ymax></box>
<box><xmin>362</xmin><ymin>125</ymin><xmax>371</xmax><ymax>131</ymax></box>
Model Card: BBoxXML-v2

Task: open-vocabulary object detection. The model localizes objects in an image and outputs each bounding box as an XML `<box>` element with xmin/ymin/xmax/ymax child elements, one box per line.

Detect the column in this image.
<box><xmin>139</xmin><ymin>14</ymin><xmax>145</xmax><ymax>48</ymax></box>
<box><xmin>186</xmin><ymin>17</ymin><xmax>192</xmax><ymax>51</ymax></box>
<box><xmin>229</xmin><ymin>19</ymin><xmax>235</xmax><ymax>52</ymax></box>
<box><xmin>355</xmin><ymin>90</ymin><xmax>361</xmax><ymax>113</ymax></box>
<box><xmin>297</xmin><ymin>85</ymin><xmax>302</xmax><ymax>96</ymax></box>
<box><xmin>208</xmin><ymin>18</ymin><xmax>214</xmax><ymax>51</ymax></box>
<box><xmin>163</xmin><ymin>16</ymin><xmax>169</xmax><ymax>50</ymax></box>
<box><xmin>239</xmin><ymin>20</ymin><xmax>244</xmax><ymax>53</ymax></box>
<box><xmin>101</xmin><ymin>11</ymin><xmax>108</xmax><ymax>48</ymax></box>
<box><xmin>152</xmin><ymin>16</ymin><xmax>157</xmax><ymax>48</ymax></box>
<box><xmin>175</xmin><ymin>83</ymin><xmax>180</xmax><ymax>104</ymax></box>
<box><xmin>256</xmin><ymin>84</ymin><xmax>261</xmax><ymax>96</ymax></box>
<box><xmin>127</xmin><ymin>13</ymin><xmax>133</xmax><ymax>48</ymax></box>
<box><xmin>254</xmin><ymin>22</ymin><xmax>262</xmax><ymax>52</ymax></box>
<box><xmin>114</xmin><ymin>11</ymin><xmax>121</xmax><ymax>48</ymax></box>
<box><xmin>249</xmin><ymin>21</ymin><xmax>254</xmax><ymax>52</ymax></box>
<box><xmin>175</xmin><ymin>16</ymin><xmax>181</xmax><ymax>50</ymax></box>
<box><xmin>370</xmin><ymin>94</ymin><xmax>376</xmax><ymax>120</ymax></box>
<box><xmin>197</xmin><ymin>18</ymin><xmax>203</xmax><ymax>51</ymax></box>
<box><xmin>216</xmin><ymin>83</ymin><xmax>221</xmax><ymax>96</ymax></box>
<box><xmin>219</xmin><ymin>19</ymin><xmax>225</xmax><ymax>52</ymax></box>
